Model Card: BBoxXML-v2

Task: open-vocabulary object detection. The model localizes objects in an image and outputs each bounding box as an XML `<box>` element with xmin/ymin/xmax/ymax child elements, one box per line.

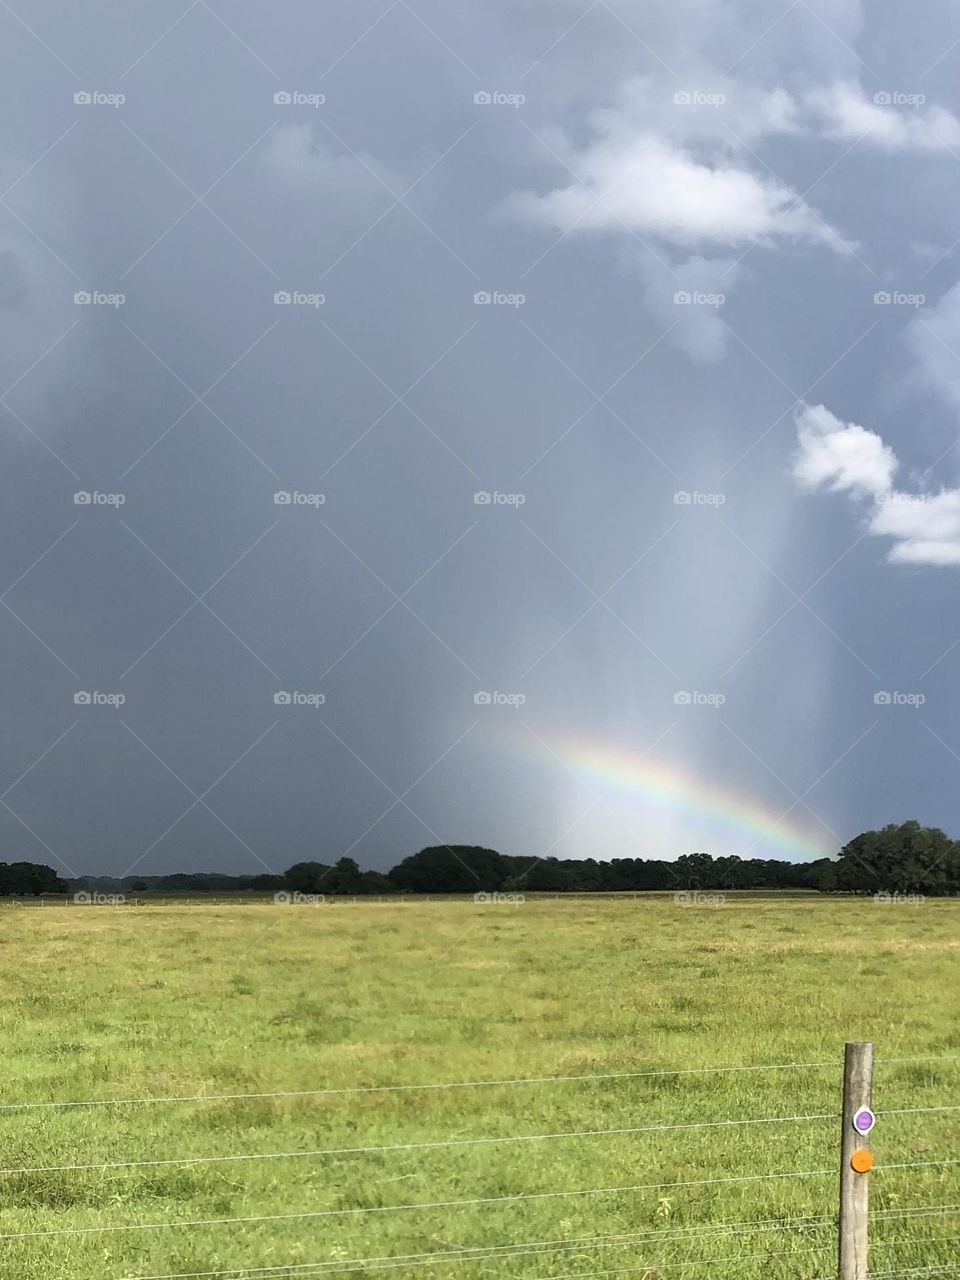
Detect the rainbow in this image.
<box><xmin>504</xmin><ymin>731</ymin><xmax>831</xmax><ymax>862</ymax></box>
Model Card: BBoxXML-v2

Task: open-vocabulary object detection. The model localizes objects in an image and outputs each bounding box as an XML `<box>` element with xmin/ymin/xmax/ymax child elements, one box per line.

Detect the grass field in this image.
<box><xmin>1</xmin><ymin>894</ymin><xmax>958</xmax><ymax>1280</ymax></box>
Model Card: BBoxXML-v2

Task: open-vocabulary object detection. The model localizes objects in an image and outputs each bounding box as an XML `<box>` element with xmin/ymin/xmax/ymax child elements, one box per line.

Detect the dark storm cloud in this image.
<box><xmin>3</xmin><ymin>0</ymin><xmax>960</xmax><ymax>875</ymax></box>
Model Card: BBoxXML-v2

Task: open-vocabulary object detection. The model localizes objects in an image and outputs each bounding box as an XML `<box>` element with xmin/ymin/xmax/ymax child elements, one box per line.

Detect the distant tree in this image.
<box><xmin>837</xmin><ymin>821</ymin><xmax>958</xmax><ymax>894</ymax></box>
<box><xmin>389</xmin><ymin>846</ymin><xmax>509</xmax><ymax>893</ymax></box>
<box><xmin>0</xmin><ymin>862</ymin><xmax>69</xmax><ymax>895</ymax></box>
<box><xmin>324</xmin><ymin>857</ymin><xmax>365</xmax><ymax>895</ymax></box>
<box><xmin>61</xmin><ymin>821</ymin><xmax>960</xmax><ymax>899</ymax></box>
<box><xmin>359</xmin><ymin>869</ymin><xmax>395</xmax><ymax>894</ymax></box>
<box><xmin>250</xmin><ymin>873</ymin><xmax>286</xmax><ymax>891</ymax></box>
<box><xmin>632</xmin><ymin>859</ymin><xmax>677</xmax><ymax>890</ymax></box>
<box><xmin>673</xmin><ymin>853</ymin><xmax>715</xmax><ymax>889</ymax></box>
<box><xmin>516</xmin><ymin>857</ymin><xmax>575</xmax><ymax>892</ymax></box>
<box><xmin>805</xmin><ymin>858</ymin><xmax>839</xmax><ymax>892</ymax></box>
<box><xmin>284</xmin><ymin>861</ymin><xmax>333</xmax><ymax>894</ymax></box>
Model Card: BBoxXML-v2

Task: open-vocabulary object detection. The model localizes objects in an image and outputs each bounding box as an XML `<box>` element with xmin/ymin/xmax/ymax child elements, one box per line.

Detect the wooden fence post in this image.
<box><xmin>839</xmin><ymin>1041</ymin><xmax>874</xmax><ymax>1279</ymax></box>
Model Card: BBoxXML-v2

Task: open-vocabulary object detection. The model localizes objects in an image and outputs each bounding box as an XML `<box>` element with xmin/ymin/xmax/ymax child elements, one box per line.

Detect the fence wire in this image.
<box><xmin>0</xmin><ymin>1050</ymin><xmax>955</xmax><ymax>1277</ymax></box>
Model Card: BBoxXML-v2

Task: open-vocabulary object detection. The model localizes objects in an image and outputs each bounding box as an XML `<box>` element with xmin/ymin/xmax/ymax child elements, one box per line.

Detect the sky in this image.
<box><xmin>3</xmin><ymin>0</ymin><xmax>960</xmax><ymax>878</ymax></box>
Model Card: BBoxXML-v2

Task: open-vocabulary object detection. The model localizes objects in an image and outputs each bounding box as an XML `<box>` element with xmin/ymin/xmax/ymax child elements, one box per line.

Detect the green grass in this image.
<box><xmin>0</xmin><ymin>894</ymin><xmax>958</xmax><ymax>1279</ymax></box>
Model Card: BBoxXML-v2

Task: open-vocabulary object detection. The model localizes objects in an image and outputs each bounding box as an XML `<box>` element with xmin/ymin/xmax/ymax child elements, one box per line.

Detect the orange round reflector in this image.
<box><xmin>851</xmin><ymin>1148</ymin><xmax>873</xmax><ymax>1173</ymax></box>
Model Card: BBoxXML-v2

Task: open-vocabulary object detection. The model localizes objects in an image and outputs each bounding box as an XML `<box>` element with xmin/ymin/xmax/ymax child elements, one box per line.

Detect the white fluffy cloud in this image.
<box><xmin>511</xmin><ymin>81</ymin><xmax>847</xmax><ymax>254</ymax></box>
<box><xmin>792</xmin><ymin>403</ymin><xmax>960</xmax><ymax>566</ymax></box>
<box><xmin>793</xmin><ymin>403</ymin><xmax>898</xmax><ymax>496</ymax></box>
<box><xmin>508</xmin><ymin>73</ymin><xmax>849</xmax><ymax>361</ymax></box>
<box><xmin>510</xmin><ymin>66</ymin><xmax>960</xmax><ymax>312</ymax></box>
<box><xmin>809</xmin><ymin>81</ymin><xmax>960</xmax><ymax>150</ymax></box>
<box><xmin>872</xmin><ymin>491</ymin><xmax>960</xmax><ymax>566</ymax></box>
<box><xmin>506</xmin><ymin>12</ymin><xmax>960</xmax><ymax>372</ymax></box>
<box><xmin>514</xmin><ymin>134</ymin><xmax>845</xmax><ymax>250</ymax></box>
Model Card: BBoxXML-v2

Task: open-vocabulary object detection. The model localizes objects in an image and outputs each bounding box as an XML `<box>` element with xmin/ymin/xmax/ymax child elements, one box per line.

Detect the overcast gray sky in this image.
<box><xmin>3</xmin><ymin>0</ymin><xmax>960</xmax><ymax>878</ymax></box>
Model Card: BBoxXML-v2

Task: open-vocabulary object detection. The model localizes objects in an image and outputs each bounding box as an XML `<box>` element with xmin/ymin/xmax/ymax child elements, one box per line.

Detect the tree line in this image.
<box><xmin>0</xmin><ymin>862</ymin><xmax>67</xmax><ymax>896</ymax></box>
<box><xmin>2</xmin><ymin>821</ymin><xmax>957</xmax><ymax>897</ymax></box>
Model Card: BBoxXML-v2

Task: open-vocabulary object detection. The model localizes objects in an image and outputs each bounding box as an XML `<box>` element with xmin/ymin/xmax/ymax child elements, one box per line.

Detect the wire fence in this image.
<box><xmin>1</xmin><ymin>1049</ymin><xmax>957</xmax><ymax>1278</ymax></box>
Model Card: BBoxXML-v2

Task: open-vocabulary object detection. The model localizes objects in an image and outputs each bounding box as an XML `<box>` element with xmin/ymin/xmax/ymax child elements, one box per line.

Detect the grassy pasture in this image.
<box><xmin>0</xmin><ymin>894</ymin><xmax>958</xmax><ymax>1280</ymax></box>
